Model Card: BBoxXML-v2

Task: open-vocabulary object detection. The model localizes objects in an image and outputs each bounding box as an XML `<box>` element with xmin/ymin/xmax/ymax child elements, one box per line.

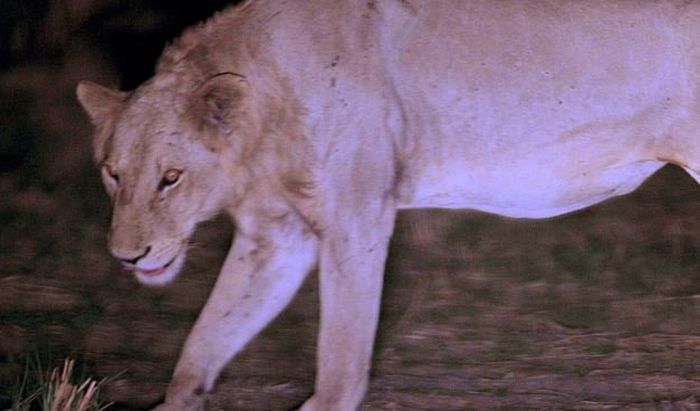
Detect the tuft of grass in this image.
<box><xmin>5</xmin><ymin>358</ymin><xmax>113</xmax><ymax>411</ymax></box>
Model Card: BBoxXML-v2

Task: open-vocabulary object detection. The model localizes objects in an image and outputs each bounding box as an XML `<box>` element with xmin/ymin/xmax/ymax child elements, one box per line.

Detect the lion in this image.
<box><xmin>76</xmin><ymin>0</ymin><xmax>700</xmax><ymax>409</ymax></box>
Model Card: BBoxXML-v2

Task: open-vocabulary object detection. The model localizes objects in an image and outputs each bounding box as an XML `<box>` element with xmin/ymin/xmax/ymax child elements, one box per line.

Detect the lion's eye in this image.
<box><xmin>159</xmin><ymin>168</ymin><xmax>182</xmax><ymax>190</ymax></box>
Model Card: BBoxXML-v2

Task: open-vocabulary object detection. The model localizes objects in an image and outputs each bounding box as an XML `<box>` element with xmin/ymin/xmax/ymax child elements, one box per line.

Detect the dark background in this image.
<box><xmin>1</xmin><ymin>2</ymin><xmax>699</xmax><ymax>410</ymax></box>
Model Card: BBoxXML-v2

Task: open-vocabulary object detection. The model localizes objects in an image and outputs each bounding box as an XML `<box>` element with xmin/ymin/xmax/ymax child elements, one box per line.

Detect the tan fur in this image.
<box><xmin>77</xmin><ymin>1</ymin><xmax>700</xmax><ymax>410</ymax></box>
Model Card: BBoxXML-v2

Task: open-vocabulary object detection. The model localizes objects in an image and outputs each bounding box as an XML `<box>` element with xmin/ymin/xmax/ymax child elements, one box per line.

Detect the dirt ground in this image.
<box><xmin>1</xmin><ymin>3</ymin><xmax>700</xmax><ymax>410</ymax></box>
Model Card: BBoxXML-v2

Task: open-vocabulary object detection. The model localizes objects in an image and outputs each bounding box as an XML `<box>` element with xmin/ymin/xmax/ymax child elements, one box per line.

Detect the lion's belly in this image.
<box><xmin>394</xmin><ymin>99</ymin><xmax>677</xmax><ymax>218</ymax></box>
<box><xmin>399</xmin><ymin>158</ymin><xmax>664</xmax><ymax>219</ymax></box>
<box><xmin>392</xmin><ymin>67</ymin><xmax>684</xmax><ymax>218</ymax></box>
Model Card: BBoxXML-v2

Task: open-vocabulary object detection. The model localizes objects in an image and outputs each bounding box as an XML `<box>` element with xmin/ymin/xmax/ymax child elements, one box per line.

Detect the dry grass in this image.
<box><xmin>6</xmin><ymin>359</ymin><xmax>112</xmax><ymax>411</ymax></box>
<box><xmin>44</xmin><ymin>359</ymin><xmax>109</xmax><ymax>411</ymax></box>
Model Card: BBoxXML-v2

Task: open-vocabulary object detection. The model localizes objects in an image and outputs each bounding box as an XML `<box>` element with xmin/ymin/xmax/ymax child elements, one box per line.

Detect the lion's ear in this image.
<box><xmin>189</xmin><ymin>73</ymin><xmax>246</xmax><ymax>134</ymax></box>
<box><xmin>76</xmin><ymin>81</ymin><xmax>129</xmax><ymax>126</ymax></box>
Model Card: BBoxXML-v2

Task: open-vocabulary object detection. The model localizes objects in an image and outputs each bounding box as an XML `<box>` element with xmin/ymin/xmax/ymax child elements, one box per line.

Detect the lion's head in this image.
<box><xmin>77</xmin><ymin>71</ymin><xmax>252</xmax><ymax>285</ymax></box>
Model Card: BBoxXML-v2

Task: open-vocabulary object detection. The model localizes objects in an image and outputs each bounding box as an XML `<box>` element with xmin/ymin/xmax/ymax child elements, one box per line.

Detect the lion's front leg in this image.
<box><xmin>156</xmin><ymin>208</ymin><xmax>318</xmax><ymax>410</ymax></box>
<box><xmin>300</xmin><ymin>205</ymin><xmax>396</xmax><ymax>411</ymax></box>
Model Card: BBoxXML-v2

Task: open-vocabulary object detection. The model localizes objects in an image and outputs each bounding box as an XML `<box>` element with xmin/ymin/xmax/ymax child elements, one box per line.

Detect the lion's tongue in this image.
<box><xmin>137</xmin><ymin>267</ymin><xmax>165</xmax><ymax>277</ymax></box>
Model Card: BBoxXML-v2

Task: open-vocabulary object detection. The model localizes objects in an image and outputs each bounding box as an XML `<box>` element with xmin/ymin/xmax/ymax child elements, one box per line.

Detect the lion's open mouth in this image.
<box><xmin>128</xmin><ymin>252</ymin><xmax>185</xmax><ymax>286</ymax></box>
<box><xmin>122</xmin><ymin>253</ymin><xmax>178</xmax><ymax>275</ymax></box>
<box><xmin>118</xmin><ymin>246</ymin><xmax>187</xmax><ymax>286</ymax></box>
<box><xmin>133</xmin><ymin>257</ymin><xmax>177</xmax><ymax>277</ymax></box>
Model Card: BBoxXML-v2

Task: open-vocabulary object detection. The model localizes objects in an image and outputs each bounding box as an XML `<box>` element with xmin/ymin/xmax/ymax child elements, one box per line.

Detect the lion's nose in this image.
<box><xmin>115</xmin><ymin>246</ymin><xmax>152</xmax><ymax>265</ymax></box>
